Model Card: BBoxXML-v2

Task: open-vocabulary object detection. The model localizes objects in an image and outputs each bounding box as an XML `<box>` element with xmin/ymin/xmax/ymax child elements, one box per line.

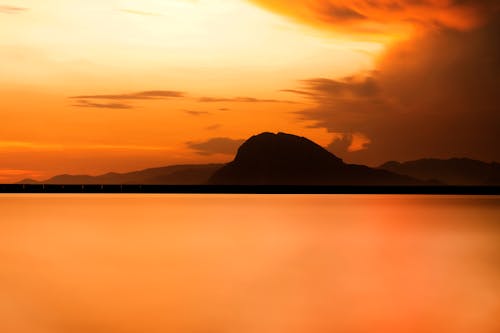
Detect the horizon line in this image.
<box><xmin>1</xmin><ymin>184</ymin><xmax>499</xmax><ymax>195</ymax></box>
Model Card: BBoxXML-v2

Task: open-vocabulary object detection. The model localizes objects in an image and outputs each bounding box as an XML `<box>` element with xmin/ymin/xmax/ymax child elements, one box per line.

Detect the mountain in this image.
<box><xmin>208</xmin><ymin>132</ymin><xmax>423</xmax><ymax>185</ymax></box>
<box><xmin>17</xmin><ymin>133</ymin><xmax>496</xmax><ymax>186</ymax></box>
<box><xmin>18</xmin><ymin>164</ymin><xmax>223</xmax><ymax>185</ymax></box>
<box><xmin>379</xmin><ymin>158</ymin><xmax>500</xmax><ymax>185</ymax></box>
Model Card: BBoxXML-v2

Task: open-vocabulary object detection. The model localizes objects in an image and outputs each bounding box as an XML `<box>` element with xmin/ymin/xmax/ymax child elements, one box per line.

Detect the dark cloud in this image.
<box><xmin>288</xmin><ymin>74</ymin><xmax>393</xmax><ymax>133</ymax></box>
<box><xmin>70</xmin><ymin>91</ymin><xmax>295</xmax><ymax>107</ymax></box>
<box><xmin>184</xmin><ymin>110</ymin><xmax>211</xmax><ymax>116</ymax></box>
<box><xmin>71</xmin><ymin>90</ymin><xmax>186</xmax><ymax>100</ymax></box>
<box><xmin>280</xmin><ymin>89</ymin><xmax>316</xmax><ymax>97</ymax></box>
<box><xmin>186</xmin><ymin>137</ymin><xmax>245</xmax><ymax>156</ymax></box>
<box><xmin>315</xmin><ymin>3</ymin><xmax>366</xmax><ymax>22</ymax></box>
<box><xmin>72</xmin><ymin>100</ymin><xmax>133</xmax><ymax>110</ymax></box>
<box><xmin>250</xmin><ymin>0</ymin><xmax>500</xmax><ymax>35</ymax></box>
<box><xmin>326</xmin><ymin>134</ymin><xmax>352</xmax><ymax>155</ymax></box>
<box><xmin>326</xmin><ymin>132</ymin><xmax>372</xmax><ymax>155</ymax></box>
<box><xmin>289</xmin><ymin>16</ymin><xmax>500</xmax><ymax>165</ymax></box>
<box><xmin>206</xmin><ymin>124</ymin><xmax>222</xmax><ymax>131</ymax></box>
<box><xmin>198</xmin><ymin>96</ymin><xmax>297</xmax><ymax>104</ymax></box>
<box><xmin>0</xmin><ymin>5</ymin><xmax>27</xmax><ymax>14</ymax></box>
<box><xmin>298</xmin><ymin>76</ymin><xmax>380</xmax><ymax>99</ymax></box>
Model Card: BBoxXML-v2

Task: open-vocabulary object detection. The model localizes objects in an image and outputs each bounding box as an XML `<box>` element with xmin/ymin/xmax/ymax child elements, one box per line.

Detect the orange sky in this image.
<box><xmin>1</xmin><ymin>0</ymin><xmax>499</xmax><ymax>182</ymax></box>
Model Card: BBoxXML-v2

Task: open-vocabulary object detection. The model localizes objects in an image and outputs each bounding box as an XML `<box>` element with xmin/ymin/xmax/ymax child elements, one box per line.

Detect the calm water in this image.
<box><xmin>1</xmin><ymin>194</ymin><xmax>500</xmax><ymax>333</ymax></box>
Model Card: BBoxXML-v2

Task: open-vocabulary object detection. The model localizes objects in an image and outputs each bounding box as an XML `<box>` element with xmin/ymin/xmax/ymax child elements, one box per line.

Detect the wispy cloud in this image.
<box><xmin>71</xmin><ymin>90</ymin><xmax>186</xmax><ymax>101</ymax></box>
<box><xmin>70</xmin><ymin>90</ymin><xmax>296</xmax><ymax>109</ymax></box>
<box><xmin>286</xmin><ymin>76</ymin><xmax>381</xmax><ymax>101</ymax></box>
<box><xmin>0</xmin><ymin>140</ymin><xmax>173</xmax><ymax>152</ymax></box>
<box><xmin>186</xmin><ymin>137</ymin><xmax>245</xmax><ymax>156</ymax></box>
<box><xmin>249</xmin><ymin>0</ymin><xmax>497</xmax><ymax>35</ymax></box>
<box><xmin>184</xmin><ymin>110</ymin><xmax>211</xmax><ymax>116</ymax></box>
<box><xmin>198</xmin><ymin>96</ymin><xmax>297</xmax><ymax>104</ymax></box>
<box><xmin>119</xmin><ymin>9</ymin><xmax>161</xmax><ymax>17</ymax></box>
<box><xmin>280</xmin><ymin>89</ymin><xmax>316</xmax><ymax>97</ymax></box>
<box><xmin>72</xmin><ymin>100</ymin><xmax>133</xmax><ymax>109</ymax></box>
<box><xmin>206</xmin><ymin>124</ymin><xmax>221</xmax><ymax>131</ymax></box>
<box><xmin>317</xmin><ymin>3</ymin><xmax>365</xmax><ymax>22</ymax></box>
<box><xmin>327</xmin><ymin>133</ymin><xmax>371</xmax><ymax>155</ymax></box>
<box><xmin>0</xmin><ymin>5</ymin><xmax>28</xmax><ymax>14</ymax></box>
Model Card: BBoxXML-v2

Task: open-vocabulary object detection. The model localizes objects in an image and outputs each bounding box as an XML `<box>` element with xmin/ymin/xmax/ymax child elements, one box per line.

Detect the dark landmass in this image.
<box><xmin>208</xmin><ymin>132</ymin><xmax>424</xmax><ymax>185</ymax></box>
<box><xmin>380</xmin><ymin>159</ymin><xmax>500</xmax><ymax>185</ymax></box>
<box><xmin>12</xmin><ymin>132</ymin><xmax>499</xmax><ymax>188</ymax></box>
<box><xmin>1</xmin><ymin>184</ymin><xmax>499</xmax><ymax>195</ymax></box>
<box><xmin>18</xmin><ymin>164</ymin><xmax>223</xmax><ymax>185</ymax></box>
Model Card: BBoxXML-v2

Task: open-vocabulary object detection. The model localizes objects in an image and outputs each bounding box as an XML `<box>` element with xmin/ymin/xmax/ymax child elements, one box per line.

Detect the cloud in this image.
<box><xmin>184</xmin><ymin>110</ymin><xmax>211</xmax><ymax>116</ymax></box>
<box><xmin>186</xmin><ymin>137</ymin><xmax>245</xmax><ymax>156</ymax></box>
<box><xmin>298</xmin><ymin>76</ymin><xmax>380</xmax><ymax>99</ymax></box>
<box><xmin>270</xmin><ymin>0</ymin><xmax>500</xmax><ymax>164</ymax></box>
<box><xmin>198</xmin><ymin>96</ymin><xmax>297</xmax><ymax>104</ymax></box>
<box><xmin>71</xmin><ymin>90</ymin><xmax>186</xmax><ymax>100</ymax></box>
<box><xmin>287</xmin><ymin>15</ymin><xmax>500</xmax><ymax>164</ymax></box>
<box><xmin>314</xmin><ymin>3</ymin><xmax>365</xmax><ymax>22</ymax></box>
<box><xmin>72</xmin><ymin>100</ymin><xmax>132</xmax><ymax>109</ymax></box>
<box><xmin>0</xmin><ymin>5</ymin><xmax>27</xmax><ymax>14</ymax></box>
<box><xmin>120</xmin><ymin>9</ymin><xmax>161</xmax><ymax>17</ymax></box>
<box><xmin>287</xmin><ymin>74</ymin><xmax>393</xmax><ymax>133</ymax></box>
<box><xmin>206</xmin><ymin>124</ymin><xmax>221</xmax><ymax>131</ymax></box>
<box><xmin>249</xmin><ymin>0</ymin><xmax>500</xmax><ymax>36</ymax></box>
<box><xmin>280</xmin><ymin>89</ymin><xmax>316</xmax><ymax>97</ymax></box>
<box><xmin>327</xmin><ymin>132</ymin><xmax>371</xmax><ymax>155</ymax></box>
<box><xmin>0</xmin><ymin>140</ymin><xmax>172</xmax><ymax>152</ymax></box>
<box><xmin>70</xmin><ymin>91</ymin><xmax>294</xmax><ymax>107</ymax></box>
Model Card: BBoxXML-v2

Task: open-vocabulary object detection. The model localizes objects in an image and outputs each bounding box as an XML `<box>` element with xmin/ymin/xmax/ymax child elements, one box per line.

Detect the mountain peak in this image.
<box><xmin>233</xmin><ymin>132</ymin><xmax>343</xmax><ymax>166</ymax></box>
<box><xmin>209</xmin><ymin>132</ymin><xmax>420</xmax><ymax>185</ymax></box>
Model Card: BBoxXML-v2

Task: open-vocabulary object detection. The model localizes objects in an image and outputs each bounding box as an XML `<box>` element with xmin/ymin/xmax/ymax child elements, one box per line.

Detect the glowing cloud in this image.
<box><xmin>249</xmin><ymin>0</ymin><xmax>499</xmax><ymax>39</ymax></box>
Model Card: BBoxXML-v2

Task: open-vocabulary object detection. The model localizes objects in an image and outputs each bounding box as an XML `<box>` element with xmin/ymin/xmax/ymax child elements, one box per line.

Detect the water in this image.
<box><xmin>1</xmin><ymin>194</ymin><xmax>499</xmax><ymax>333</ymax></box>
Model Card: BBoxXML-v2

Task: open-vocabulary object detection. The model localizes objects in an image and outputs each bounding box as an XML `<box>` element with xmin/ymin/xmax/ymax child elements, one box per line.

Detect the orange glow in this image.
<box><xmin>1</xmin><ymin>0</ymin><xmax>498</xmax><ymax>181</ymax></box>
<box><xmin>0</xmin><ymin>0</ymin><xmax>385</xmax><ymax>182</ymax></box>
<box><xmin>1</xmin><ymin>194</ymin><xmax>499</xmax><ymax>332</ymax></box>
<box><xmin>348</xmin><ymin>132</ymin><xmax>371</xmax><ymax>152</ymax></box>
<box><xmin>249</xmin><ymin>0</ymin><xmax>490</xmax><ymax>37</ymax></box>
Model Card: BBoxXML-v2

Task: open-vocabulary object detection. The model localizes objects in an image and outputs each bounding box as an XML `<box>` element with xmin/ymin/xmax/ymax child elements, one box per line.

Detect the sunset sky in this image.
<box><xmin>1</xmin><ymin>0</ymin><xmax>499</xmax><ymax>182</ymax></box>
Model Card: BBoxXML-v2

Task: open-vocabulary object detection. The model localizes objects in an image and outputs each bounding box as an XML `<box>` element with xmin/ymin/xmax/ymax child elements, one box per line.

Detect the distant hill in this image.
<box><xmin>208</xmin><ymin>132</ymin><xmax>423</xmax><ymax>185</ymax></box>
<box><xmin>18</xmin><ymin>164</ymin><xmax>223</xmax><ymax>185</ymax></box>
<box><xmin>379</xmin><ymin>158</ymin><xmax>500</xmax><ymax>185</ymax></box>
<box><xmin>17</xmin><ymin>133</ymin><xmax>498</xmax><ymax>186</ymax></box>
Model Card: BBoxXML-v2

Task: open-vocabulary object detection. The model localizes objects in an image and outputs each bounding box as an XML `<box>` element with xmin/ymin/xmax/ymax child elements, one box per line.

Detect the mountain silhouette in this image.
<box><xmin>19</xmin><ymin>164</ymin><xmax>223</xmax><ymax>185</ymax></box>
<box><xmin>208</xmin><ymin>132</ymin><xmax>423</xmax><ymax>185</ymax></box>
<box><xmin>16</xmin><ymin>133</ymin><xmax>498</xmax><ymax>186</ymax></box>
<box><xmin>380</xmin><ymin>158</ymin><xmax>500</xmax><ymax>185</ymax></box>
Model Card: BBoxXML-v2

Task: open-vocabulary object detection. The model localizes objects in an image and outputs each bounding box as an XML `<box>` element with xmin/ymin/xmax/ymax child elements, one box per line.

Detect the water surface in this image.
<box><xmin>1</xmin><ymin>194</ymin><xmax>499</xmax><ymax>333</ymax></box>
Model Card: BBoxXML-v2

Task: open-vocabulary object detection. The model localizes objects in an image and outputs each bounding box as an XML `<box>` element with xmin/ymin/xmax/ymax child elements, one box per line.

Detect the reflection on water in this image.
<box><xmin>0</xmin><ymin>194</ymin><xmax>499</xmax><ymax>333</ymax></box>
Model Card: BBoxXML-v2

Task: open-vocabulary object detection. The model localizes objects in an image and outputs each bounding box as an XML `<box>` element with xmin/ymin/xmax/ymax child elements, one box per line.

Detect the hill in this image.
<box><xmin>208</xmin><ymin>132</ymin><xmax>423</xmax><ymax>185</ymax></box>
<box><xmin>18</xmin><ymin>164</ymin><xmax>223</xmax><ymax>185</ymax></box>
<box><xmin>18</xmin><ymin>133</ymin><xmax>498</xmax><ymax>186</ymax></box>
<box><xmin>379</xmin><ymin>158</ymin><xmax>500</xmax><ymax>185</ymax></box>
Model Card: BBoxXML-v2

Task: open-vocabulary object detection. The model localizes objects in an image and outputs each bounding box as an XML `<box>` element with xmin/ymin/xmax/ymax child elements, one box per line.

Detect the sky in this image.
<box><xmin>1</xmin><ymin>0</ymin><xmax>499</xmax><ymax>182</ymax></box>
